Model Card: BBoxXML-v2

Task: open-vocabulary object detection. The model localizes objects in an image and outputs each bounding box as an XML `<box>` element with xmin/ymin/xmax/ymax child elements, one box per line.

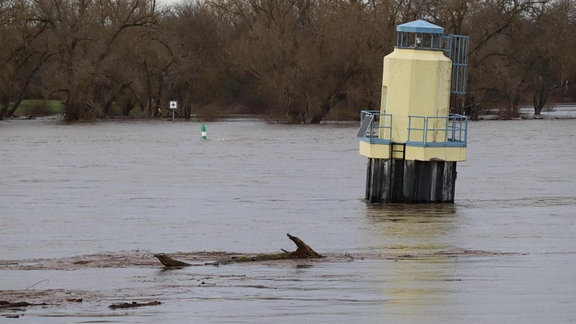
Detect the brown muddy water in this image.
<box><xmin>1</xmin><ymin>117</ymin><xmax>575</xmax><ymax>323</ymax></box>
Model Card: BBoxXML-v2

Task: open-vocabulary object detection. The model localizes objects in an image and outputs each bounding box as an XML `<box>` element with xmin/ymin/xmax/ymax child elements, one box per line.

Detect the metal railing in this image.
<box><xmin>444</xmin><ymin>34</ymin><xmax>469</xmax><ymax>95</ymax></box>
<box><xmin>359</xmin><ymin>110</ymin><xmax>392</xmax><ymax>143</ymax></box>
<box><xmin>407</xmin><ymin>114</ymin><xmax>467</xmax><ymax>147</ymax></box>
<box><xmin>358</xmin><ymin>111</ymin><xmax>467</xmax><ymax>147</ymax></box>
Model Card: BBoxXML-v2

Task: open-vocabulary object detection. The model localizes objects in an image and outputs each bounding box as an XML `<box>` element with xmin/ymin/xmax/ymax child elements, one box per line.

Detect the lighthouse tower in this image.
<box><xmin>358</xmin><ymin>20</ymin><xmax>469</xmax><ymax>203</ymax></box>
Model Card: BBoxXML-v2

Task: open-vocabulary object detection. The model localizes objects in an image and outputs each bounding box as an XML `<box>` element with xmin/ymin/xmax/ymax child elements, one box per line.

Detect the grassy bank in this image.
<box><xmin>14</xmin><ymin>100</ymin><xmax>64</xmax><ymax>116</ymax></box>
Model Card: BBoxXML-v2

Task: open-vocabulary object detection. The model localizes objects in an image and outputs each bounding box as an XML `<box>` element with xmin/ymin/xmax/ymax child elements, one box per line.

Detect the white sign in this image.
<box><xmin>169</xmin><ymin>101</ymin><xmax>177</xmax><ymax>110</ymax></box>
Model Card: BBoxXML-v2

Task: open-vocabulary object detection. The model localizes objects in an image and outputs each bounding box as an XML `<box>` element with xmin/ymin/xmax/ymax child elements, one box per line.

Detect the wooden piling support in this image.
<box><xmin>365</xmin><ymin>158</ymin><xmax>457</xmax><ymax>203</ymax></box>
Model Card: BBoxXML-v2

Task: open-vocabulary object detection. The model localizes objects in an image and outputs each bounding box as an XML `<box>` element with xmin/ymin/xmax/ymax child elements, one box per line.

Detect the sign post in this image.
<box><xmin>169</xmin><ymin>101</ymin><xmax>177</xmax><ymax>121</ymax></box>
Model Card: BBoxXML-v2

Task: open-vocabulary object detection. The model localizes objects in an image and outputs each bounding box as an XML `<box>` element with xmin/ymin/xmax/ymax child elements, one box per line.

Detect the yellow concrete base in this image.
<box><xmin>359</xmin><ymin>141</ymin><xmax>466</xmax><ymax>162</ymax></box>
<box><xmin>359</xmin><ymin>140</ymin><xmax>391</xmax><ymax>159</ymax></box>
<box><xmin>406</xmin><ymin>145</ymin><xmax>466</xmax><ymax>161</ymax></box>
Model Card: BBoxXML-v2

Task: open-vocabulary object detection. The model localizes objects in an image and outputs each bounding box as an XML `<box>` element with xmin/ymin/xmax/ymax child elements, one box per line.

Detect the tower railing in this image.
<box><xmin>359</xmin><ymin>111</ymin><xmax>467</xmax><ymax>147</ymax></box>
<box><xmin>359</xmin><ymin>110</ymin><xmax>392</xmax><ymax>144</ymax></box>
<box><xmin>407</xmin><ymin>114</ymin><xmax>467</xmax><ymax>147</ymax></box>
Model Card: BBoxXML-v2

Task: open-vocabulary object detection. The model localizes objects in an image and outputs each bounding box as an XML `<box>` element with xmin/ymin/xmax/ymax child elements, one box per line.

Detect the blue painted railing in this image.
<box><xmin>359</xmin><ymin>111</ymin><xmax>467</xmax><ymax>147</ymax></box>
<box><xmin>406</xmin><ymin>114</ymin><xmax>467</xmax><ymax>147</ymax></box>
<box><xmin>359</xmin><ymin>110</ymin><xmax>392</xmax><ymax>144</ymax></box>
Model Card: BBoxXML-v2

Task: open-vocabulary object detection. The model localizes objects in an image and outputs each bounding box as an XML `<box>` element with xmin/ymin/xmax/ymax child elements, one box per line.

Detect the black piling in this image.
<box><xmin>365</xmin><ymin>158</ymin><xmax>457</xmax><ymax>203</ymax></box>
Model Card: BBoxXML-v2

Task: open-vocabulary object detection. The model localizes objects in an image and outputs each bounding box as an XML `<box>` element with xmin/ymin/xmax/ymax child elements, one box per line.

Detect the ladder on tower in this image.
<box><xmin>390</xmin><ymin>142</ymin><xmax>406</xmax><ymax>161</ymax></box>
<box><xmin>388</xmin><ymin>142</ymin><xmax>406</xmax><ymax>199</ymax></box>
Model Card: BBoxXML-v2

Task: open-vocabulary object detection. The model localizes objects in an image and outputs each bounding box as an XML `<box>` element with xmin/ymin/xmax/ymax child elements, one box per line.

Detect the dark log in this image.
<box><xmin>0</xmin><ymin>301</ymin><xmax>47</xmax><ymax>309</ymax></box>
<box><xmin>109</xmin><ymin>301</ymin><xmax>161</xmax><ymax>309</ymax></box>
<box><xmin>153</xmin><ymin>254</ymin><xmax>191</xmax><ymax>267</ymax></box>
<box><xmin>154</xmin><ymin>233</ymin><xmax>323</xmax><ymax>267</ymax></box>
<box><xmin>287</xmin><ymin>233</ymin><xmax>323</xmax><ymax>258</ymax></box>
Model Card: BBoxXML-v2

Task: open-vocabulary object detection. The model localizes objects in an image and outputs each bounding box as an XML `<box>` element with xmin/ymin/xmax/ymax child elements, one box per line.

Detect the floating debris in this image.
<box><xmin>0</xmin><ymin>300</ymin><xmax>47</xmax><ymax>309</ymax></box>
<box><xmin>154</xmin><ymin>233</ymin><xmax>324</xmax><ymax>267</ymax></box>
<box><xmin>109</xmin><ymin>301</ymin><xmax>161</xmax><ymax>309</ymax></box>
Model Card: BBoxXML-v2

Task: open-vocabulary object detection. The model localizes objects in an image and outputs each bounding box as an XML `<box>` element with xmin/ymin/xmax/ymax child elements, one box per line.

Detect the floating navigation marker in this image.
<box><xmin>201</xmin><ymin>124</ymin><xmax>207</xmax><ymax>140</ymax></box>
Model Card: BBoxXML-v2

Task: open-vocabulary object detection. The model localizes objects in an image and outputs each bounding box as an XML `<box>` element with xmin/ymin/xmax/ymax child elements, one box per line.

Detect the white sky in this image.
<box><xmin>158</xmin><ymin>0</ymin><xmax>186</xmax><ymax>5</ymax></box>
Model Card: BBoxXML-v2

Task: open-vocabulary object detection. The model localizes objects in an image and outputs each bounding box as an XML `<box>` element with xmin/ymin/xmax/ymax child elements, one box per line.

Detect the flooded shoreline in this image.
<box><xmin>0</xmin><ymin>248</ymin><xmax>530</xmax><ymax>321</ymax></box>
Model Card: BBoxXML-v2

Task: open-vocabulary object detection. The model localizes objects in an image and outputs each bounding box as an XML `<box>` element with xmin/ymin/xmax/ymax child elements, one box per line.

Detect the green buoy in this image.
<box><xmin>201</xmin><ymin>124</ymin><xmax>207</xmax><ymax>140</ymax></box>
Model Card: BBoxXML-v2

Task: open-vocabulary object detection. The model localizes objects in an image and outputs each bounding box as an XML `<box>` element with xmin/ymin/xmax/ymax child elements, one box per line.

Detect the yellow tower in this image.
<box><xmin>358</xmin><ymin>20</ymin><xmax>469</xmax><ymax>203</ymax></box>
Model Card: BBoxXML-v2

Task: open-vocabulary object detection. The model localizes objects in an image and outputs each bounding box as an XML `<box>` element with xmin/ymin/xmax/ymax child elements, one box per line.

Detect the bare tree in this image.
<box><xmin>0</xmin><ymin>1</ymin><xmax>52</xmax><ymax>119</ymax></box>
<box><xmin>34</xmin><ymin>0</ymin><xmax>156</xmax><ymax>121</ymax></box>
<box><xmin>466</xmin><ymin>0</ymin><xmax>550</xmax><ymax>117</ymax></box>
<box><xmin>226</xmin><ymin>0</ymin><xmax>387</xmax><ymax>123</ymax></box>
<box><xmin>161</xmin><ymin>1</ymin><xmax>233</xmax><ymax>119</ymax></box>
<box><xmin>526</xmin><ymin>0</ymin><xmax>576</xmax><ymax>116</ymax></box>
<box><xmin>2</xmin><ymin>0</ymin><xmax>573</xmax><ymax>122</ymax></box>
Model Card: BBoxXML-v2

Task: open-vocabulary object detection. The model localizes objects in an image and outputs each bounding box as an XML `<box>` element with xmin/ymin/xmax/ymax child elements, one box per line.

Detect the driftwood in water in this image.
<box><xmin>109</xmin><ymin>301</ymin><xmax>161</xmax><ymax>309</ymax></box>
<box><xmin>286</xmin><ymin>233</ymin><xmax>323</xmax><ymax>258</ymax></box>
<box><xmin>0</xmin><ymin>301</ymin><xmax>47</xmax><ymax>309</ymax></box>
<box><xmin>217</xmin><ymin>233</ymin><xmax>324</xmax><ymax>265</ymax></box>
<box><xmin>154</xmin><ymin>233</ymin><xmax>323</xmax><ymax>267</ymax></box>
<box><xmin>153</xmin><ymin>254</ymin><xmax>192</xmax><ymax>267</ymax></box>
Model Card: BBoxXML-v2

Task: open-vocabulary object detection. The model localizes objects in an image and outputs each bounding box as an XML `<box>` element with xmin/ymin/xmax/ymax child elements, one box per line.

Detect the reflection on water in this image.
<box><xmin>366</xmin><ymin>204</ymin><xmax>458</xmax><ymax>253</ymax></box>
<box><xmin>1</xmin><ymin>118</ymin><xmax>575</xmax><ymax>322</ymax></box>
<box><xmin>365</xmin><ymin>204</ymin><xmax>459</xmax><ymax>315</ymax></box>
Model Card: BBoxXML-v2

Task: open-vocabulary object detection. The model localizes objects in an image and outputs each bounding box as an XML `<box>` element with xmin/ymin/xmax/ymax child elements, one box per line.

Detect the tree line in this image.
<box><xmin>1</xmin><ymin>0</ymin><xmax>575</xmax><ymax>122</ymax></box>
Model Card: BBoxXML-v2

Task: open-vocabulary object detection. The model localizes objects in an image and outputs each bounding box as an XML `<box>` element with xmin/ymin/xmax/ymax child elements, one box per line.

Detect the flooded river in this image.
<box><xmin>1</xmin><ymin>117</ymin><xmax>575</xmax><ymax>322</ymax></box>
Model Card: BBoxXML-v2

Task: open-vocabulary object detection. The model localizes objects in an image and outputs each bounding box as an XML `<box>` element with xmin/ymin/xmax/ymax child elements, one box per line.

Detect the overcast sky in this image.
<box><xmin>158</xmin><ymin>0</ymin><xmax>184</xmax><ymax>6</ymax></box>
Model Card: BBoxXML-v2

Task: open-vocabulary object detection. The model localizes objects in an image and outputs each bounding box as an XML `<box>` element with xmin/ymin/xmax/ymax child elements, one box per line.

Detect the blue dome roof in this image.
<box><xmin>396</xmin><ymin>20</ymin><xmax>444</xmax><ymax>34</ymax></box>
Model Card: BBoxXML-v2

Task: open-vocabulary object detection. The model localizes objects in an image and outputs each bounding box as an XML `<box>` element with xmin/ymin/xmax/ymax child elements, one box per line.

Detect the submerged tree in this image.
<box><xmin>1</xmin><ymin>0</ymin><xmax>574</xmax><ymax>122</ymax></box>
<box><xmin>227</xmin><ymin>0</ymin><xmax>388</xmax><ymax>123</ymax></box>
<box><xmin>0</xmin><ymin>1</ymin><xmax>52</xmax><ymax>119</ymax></box>
<box><xmin>527</xmin><ymin>0</ymin><xmax>576</xmax><ymax>116</ymax></box>
<box><xmin>35</xmin><ymin>0</ymin><xmax>156</xmax><ymax>121</ymax></box>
